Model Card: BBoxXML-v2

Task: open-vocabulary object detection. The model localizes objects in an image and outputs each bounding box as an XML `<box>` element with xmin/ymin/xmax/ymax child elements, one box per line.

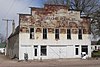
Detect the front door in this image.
<box><xmin>75</xmin><ymin>45</ymin><xmax>80</xmax><ymax>57</ymax></box>
<box><xmin>34</xmin><ymin>45</ymin><xmax>38</xmax><ymax>59</ymax></box>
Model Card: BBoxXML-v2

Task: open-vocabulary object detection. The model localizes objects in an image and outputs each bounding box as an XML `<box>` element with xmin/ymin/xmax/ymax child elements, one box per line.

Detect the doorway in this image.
<box><xmin>34</xmin><ymin>45</ymin><xmax>38</xmax><ymax>59</ymax></box>
<box><xmin>75</xmin><ymin>45</ymin><xmax>80</xmax><ymax>57</ymax></box>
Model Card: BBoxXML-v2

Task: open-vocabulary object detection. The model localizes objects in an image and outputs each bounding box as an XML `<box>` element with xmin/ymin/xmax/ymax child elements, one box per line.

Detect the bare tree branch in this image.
<box><xmin>45</xmin><ymin>0</ymin><xmax>100</xmax><ymax>39</ymax></box>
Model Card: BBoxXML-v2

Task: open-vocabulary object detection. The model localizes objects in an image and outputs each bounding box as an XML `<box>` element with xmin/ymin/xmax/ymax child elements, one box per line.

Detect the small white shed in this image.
<box><xmin>0</xmin><ymin>43</ymin><xmax>6</xmax><ymax>53</ymax></box>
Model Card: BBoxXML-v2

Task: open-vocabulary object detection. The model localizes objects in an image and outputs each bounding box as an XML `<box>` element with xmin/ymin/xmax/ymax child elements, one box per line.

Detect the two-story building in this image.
<box><xmin>7</xmin><ymin>4</ymin><xmax>91</xmax><ymax>60</ymax></box>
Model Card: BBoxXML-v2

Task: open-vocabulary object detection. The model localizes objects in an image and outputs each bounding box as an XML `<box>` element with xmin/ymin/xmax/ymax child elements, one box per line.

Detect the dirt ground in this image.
<box><xmin>0</xmin><ymin>54</ymin><xmax>100</xmax><ymax>67</ymax></box>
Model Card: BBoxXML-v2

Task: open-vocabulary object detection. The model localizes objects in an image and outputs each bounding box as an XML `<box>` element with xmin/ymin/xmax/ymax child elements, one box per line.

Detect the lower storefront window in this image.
<box><xmin>81</xmin><ymin>45</ymin><xmax>88</xmax><ymax>54</ymax></box>
<box><xmin>41</xmin><ymin>46</ymin><xmax>47</xmax><ymax>56</ymax></box>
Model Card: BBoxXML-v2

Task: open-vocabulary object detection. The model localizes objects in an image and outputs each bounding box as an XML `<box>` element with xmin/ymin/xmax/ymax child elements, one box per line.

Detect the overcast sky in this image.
<box><xmin>0</xmin><ymin>0</ymin><xmax>44</xmax><ymax>38</ymax></box>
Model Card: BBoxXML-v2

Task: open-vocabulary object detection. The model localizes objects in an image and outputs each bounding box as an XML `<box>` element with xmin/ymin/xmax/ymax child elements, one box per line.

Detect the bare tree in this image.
<box><xmin>71</xmin><ymin>0</ymin><xmax>99</xmax><ymax>15</ymax></box>
<box><xmin>45</xmin><ymin>0</ymin><xmax>65</xmax><ymax>5</ymax></box>
<box><xmin>45</xmin><ymin>0</ymin><xmax>99</xmax><ymax>14</ymax></box>
<box><xmin>70</xmin><ymin>0</ymin><xmax>100</xmax><ymax>39</ymax></box>
<box><xmin>91</xmin><ymin>10</ymin><xmax>100</xmax><ymax>39</ymax></box>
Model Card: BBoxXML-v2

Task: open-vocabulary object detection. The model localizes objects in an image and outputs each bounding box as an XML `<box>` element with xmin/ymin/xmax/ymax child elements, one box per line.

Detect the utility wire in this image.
<box><xmin>8</xmin><ymin>0</ymin><xmax>17</xmax><ymax>20</ymax></box>
<box><xmin>5</xmin><ymin>0</ymin><xmax>15</xmax><ymax>18</ymax></box>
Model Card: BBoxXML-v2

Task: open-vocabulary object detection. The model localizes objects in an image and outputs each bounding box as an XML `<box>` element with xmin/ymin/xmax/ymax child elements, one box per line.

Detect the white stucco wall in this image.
<box><xmin>19</xmin><ymin>32</ymin><xmax>91</xmax><ymax>60</ymax></box>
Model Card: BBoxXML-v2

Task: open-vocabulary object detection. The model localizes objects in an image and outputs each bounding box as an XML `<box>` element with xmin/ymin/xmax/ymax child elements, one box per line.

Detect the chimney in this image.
<box><xmin>12</xmin><ymin>20</ymin><xmax>15</xmax><ymax>34</ymax></box>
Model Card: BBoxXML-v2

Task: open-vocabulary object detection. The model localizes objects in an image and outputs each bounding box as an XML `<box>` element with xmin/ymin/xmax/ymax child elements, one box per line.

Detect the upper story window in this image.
<box><xmin>55</xmin><ymin>29</ymin><xmax>59</xmax><ymax>39</ymax></box>
<box><xmin>43</xmin><ymin>28</ymin><xmax>47</xmax><ymax>39</ymax></box>
<box><xmin>78</xmin><ymin>29</ymin><xmax>82</xmax><ymax>39</ymax></box>
<box><xmin>67</xmin><ymin>29</ymin><xmax>71</xmax><ymax>39</ymax></box>
<box><xmin>30</xmin><ymin>28</ymin><xmax>34</xmax><ymax>39</ymax></box>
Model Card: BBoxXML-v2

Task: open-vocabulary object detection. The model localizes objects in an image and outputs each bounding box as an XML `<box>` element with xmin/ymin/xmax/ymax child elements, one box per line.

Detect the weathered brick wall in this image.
<box><xmin>19</xmin><ymin>4</ymin><xmax>90</xmax><ymax>34</ymax></box>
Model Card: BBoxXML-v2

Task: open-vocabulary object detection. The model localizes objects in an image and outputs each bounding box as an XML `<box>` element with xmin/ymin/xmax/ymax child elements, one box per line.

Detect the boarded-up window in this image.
<box><xmin>60</xmin><ymin>29</ymin><xmax>66</xmax><ymax>34</ymax></box>
<box><xmin>36</xmin><ymin>28</ymin><xmax>42</xmax><ymax>33</ymax></box>
<box><xmin>83</xmin><ymin>29</ymin><xmax>89</xmax><ymax>34</ymax></box>
<box><xmin>72</xmin><ymin>29</ymin><xmax>77</xmax><ymax>34</ymax></box>
<box><xmin>20</xmin><ymin>27</ymin><xmax>29</xmax><ymax>33</ymax></box>
<box><xmin>48</xmin><ymin>28</ymin><xmax>54</xmax><ymax>33</ymax></box>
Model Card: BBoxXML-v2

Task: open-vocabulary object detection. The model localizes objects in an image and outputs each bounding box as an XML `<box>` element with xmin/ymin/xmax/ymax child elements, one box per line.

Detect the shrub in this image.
<box><xmin>92</xmin><ymin>50</ymin><xmax>100</xmax><ymax>57</ymax></box>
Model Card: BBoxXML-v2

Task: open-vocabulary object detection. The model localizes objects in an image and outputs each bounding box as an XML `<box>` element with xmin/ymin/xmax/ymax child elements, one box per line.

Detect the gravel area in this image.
<box><xmin>0</xmin><ymin>54</ymin><xmax>100</xmax><ymax>67</ymax></box>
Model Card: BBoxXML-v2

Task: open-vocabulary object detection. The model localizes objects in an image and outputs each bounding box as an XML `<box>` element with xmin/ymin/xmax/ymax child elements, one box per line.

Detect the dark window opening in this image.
<box><xmin>30</xmin><ymin>28</ymin><xmax>34</xmax><ymax>39</ymax></box>
<box><xmin>41</xmin><ymin>46</ymin><xmax>47</xmax><ymax>56</ymax></box>
<box><xmin>82</xmin><ymin>46</ymin><xmax>88</xmax><ymax>54</ymax></box>
<box><xmin>67</xmin><ymin>29</ymin><xmax>71</xmax><ymax>39</ymax></box>
<box><xmin>55</xmin><ymin>29</ymin><xmax>59</xmax><ymax>39</ymax></box>
<box><xmin>78</xmin><ymin>29</ymin><xmax>82</xmax><ymax>39</ymax></box>
<box><xmin>43</xmin><ymin>28</ymin><xmax>47</xmax><ymax>39</ymax></box>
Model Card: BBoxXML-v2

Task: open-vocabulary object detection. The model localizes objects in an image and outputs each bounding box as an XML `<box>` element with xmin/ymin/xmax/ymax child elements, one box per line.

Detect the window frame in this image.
<box><xmin>30</xmin><ymin>28</ymin><xmax>34</xmax><ymax>39</ymax></box>
<box><xmin>55</xmin><ymin>28</ymin><xmax>60</xmax><ymax>39</ymax></box>
<box><xmin>78</xmin><ymin>29</ymin><xmax>82</xmax><ymax>40</ymax></box>
<box><xmin>41</xmin><ymin>46</ymin><xmax>47</xmax><ymax>56</ymax></box>
<box><xmin>81</xmin><ymin>45</ymin><xmax>88</xmax><ymax>54</ymax></box>
<box><xmin>67</xmin><ymin>29</ymin><xmax>71</xmax><ymax>39</ymax></box>
<box><xmin>43</xmin><ymin>28</ymin><xmax>47</xmax><ymax>39</ymax></box>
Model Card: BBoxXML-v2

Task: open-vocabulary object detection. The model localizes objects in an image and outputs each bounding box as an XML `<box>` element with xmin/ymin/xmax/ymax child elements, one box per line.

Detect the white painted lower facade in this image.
<box><xmin>19</xmin><ymin>33</ymin><xmax>91</xmax><ymax>60</ymax></box>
